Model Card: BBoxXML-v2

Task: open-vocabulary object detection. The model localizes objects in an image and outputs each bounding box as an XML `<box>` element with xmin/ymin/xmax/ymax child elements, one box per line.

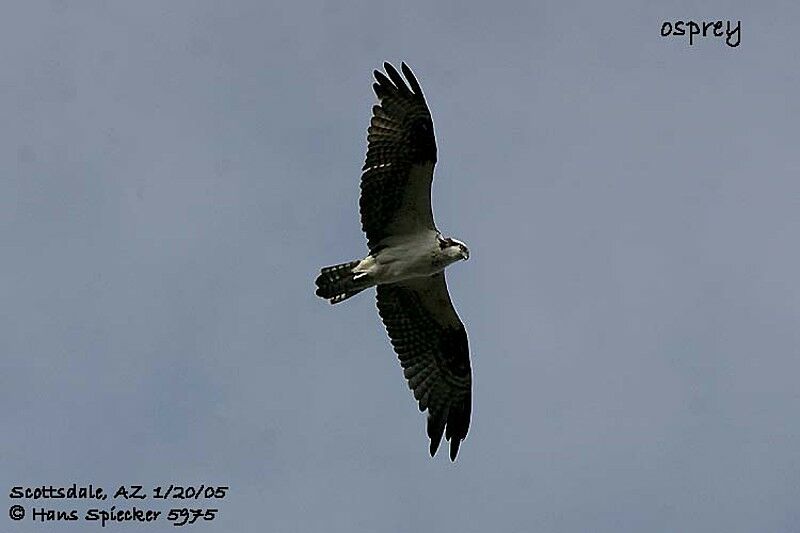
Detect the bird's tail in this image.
<box><xmin>315</xmin><ymin>260</ymin><xmax>367</xmax><ymax>304</ymax></box>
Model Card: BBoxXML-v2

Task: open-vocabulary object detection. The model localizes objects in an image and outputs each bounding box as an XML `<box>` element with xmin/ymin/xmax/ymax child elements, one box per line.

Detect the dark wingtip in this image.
<box><xmin>400</xmin><ymin>62</ymin><xmax>423</xmax><ymax>96</ymax></box>
<box><xmin>449</xmin><ymin>438</ymin><xmax>461</xmax><ymax>461</ymax></box>
<box><xmin>374</xmin><ymin>70</ymin><xmax>391</xmax><ymax>87</ymax></box>
<box><xmin>427</xmin><ymin>413</ymin><xmax>445</xmax><ymax>458</ymax></box>
<box><xmin>383</xmin><ymin>62</ymin><xmax>410</xmax><ymax>94</ymax></box>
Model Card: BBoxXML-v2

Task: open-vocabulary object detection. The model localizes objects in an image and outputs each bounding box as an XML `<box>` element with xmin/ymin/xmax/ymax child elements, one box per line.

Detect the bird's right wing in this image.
<box><xmin>360</xmin><ymin>62</ymin><xmax>438</xmax><ymax>251</ymax></box>
<box><xmin>376</xmin><ymin>272</ymin><xmax>472</xmax><ymax>460</ymax></box>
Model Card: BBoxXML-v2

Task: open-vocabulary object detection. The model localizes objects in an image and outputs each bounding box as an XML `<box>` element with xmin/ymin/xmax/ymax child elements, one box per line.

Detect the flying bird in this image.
<box><xmin>315</xmin><ymin>62</ymin><xmax>472</xmax><ymax>461</ymax></box>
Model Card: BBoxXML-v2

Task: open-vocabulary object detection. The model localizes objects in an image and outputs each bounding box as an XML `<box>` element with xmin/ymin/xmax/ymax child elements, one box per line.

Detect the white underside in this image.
<box><xmin>353</xmin><ymin>230</ymin><xmax>456</xmax><ymax>286</ymax></box>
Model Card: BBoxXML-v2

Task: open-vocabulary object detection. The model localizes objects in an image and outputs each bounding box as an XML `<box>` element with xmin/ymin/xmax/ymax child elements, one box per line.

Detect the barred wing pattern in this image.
<box><xmin>376</xmin><ymin>273</ymin><xmax>472</xmax><ymax>461</ymax></box>
<box><xmin>360</xmin><ymin>62</ymin><xmax>438</xmax><ymax>251</ymax></box>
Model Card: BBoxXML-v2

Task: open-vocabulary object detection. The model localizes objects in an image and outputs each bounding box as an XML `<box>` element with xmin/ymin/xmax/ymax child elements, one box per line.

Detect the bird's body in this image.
<box><xmin>355</xmin><ymin>230</ymin><xmax>467</xmax><ymax>285</ymax></box>
<box><xmin>315</xmin><ymin>62</ymin><xmax>472</xmax><ymax>460</ymax></box>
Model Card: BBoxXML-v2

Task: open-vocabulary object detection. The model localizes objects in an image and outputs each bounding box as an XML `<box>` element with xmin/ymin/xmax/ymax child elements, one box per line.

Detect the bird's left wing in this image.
<box><xmin>376</xmin><ymin>273</ymin><xmax>472</xmax><ymax>460</ymax></box>
<box><xmin>360</xmin><ymin>62</ymin><xmax>438</xmax><ymax>251</ymax></box>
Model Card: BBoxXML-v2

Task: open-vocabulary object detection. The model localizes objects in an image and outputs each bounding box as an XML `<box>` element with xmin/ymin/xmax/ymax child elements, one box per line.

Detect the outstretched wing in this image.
<box><xmin>360</xmin><ymin>62</ymin><xmax>438</xmax><ymax>251</ymax></box>
<box><xmin>376</xmin><ymin>273</ymin><xmax>472</xmax><ymax>460</ymax></box>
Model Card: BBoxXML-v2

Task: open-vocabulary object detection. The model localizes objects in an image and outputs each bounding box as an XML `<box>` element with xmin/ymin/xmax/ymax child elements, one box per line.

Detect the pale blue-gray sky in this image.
<box><xmin>3</xmin><ymin>1</ymin><xmax>800</xmax><ymax>531</ymax></box>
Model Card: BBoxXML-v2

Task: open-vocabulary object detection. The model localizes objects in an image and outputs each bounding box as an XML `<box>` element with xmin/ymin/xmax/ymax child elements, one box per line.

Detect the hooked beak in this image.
<box><xmin>461</xmin><ymin>247</ymin><xmax>470</xmax><ymax>261</ymax></box>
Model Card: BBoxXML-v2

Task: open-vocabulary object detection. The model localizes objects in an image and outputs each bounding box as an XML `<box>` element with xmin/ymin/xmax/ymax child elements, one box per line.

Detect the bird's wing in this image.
<box><xmin>360</xmin><ymin>62</ymin><xmax>438</xmax><ymax>251</ymax></box>
<box><xmin>376</xmin><ymin>272</ymin><xmax>471</xmax><ymax>460</ymax></box>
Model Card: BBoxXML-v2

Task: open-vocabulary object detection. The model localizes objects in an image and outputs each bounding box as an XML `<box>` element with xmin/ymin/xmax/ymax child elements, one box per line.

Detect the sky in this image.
<box><xmin>2</xmin><ymin>1</ymin><xmax>800</xmax><ymax>531</ymax></box>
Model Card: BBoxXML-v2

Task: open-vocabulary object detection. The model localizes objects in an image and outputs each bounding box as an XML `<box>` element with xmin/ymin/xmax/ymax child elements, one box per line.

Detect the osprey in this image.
<box><xmin>315</xmin><ymin>63</ymin><xmax>472</xmax><ymax>461</ymax></box>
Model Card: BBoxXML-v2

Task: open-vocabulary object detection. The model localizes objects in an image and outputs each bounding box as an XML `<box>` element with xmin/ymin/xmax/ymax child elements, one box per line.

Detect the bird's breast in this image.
<box><xmin>373</xmin><ymin>234</ymin><xmax>444</xmax><ymax>283</ymax></box>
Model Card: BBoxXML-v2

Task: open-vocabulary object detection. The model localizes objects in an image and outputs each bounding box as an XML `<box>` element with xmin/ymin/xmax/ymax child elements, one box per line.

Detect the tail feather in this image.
<box><xmin>315</xmin><ymin>260</ymin><xmax>367</xmax><ymax>304</ymax></box>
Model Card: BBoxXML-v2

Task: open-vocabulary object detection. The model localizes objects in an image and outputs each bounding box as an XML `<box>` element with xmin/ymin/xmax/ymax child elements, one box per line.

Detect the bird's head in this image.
<box><xmin>438</xmin><ymin>236</ymin><xmax>470</xmax><ymax>262</ymax></box>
